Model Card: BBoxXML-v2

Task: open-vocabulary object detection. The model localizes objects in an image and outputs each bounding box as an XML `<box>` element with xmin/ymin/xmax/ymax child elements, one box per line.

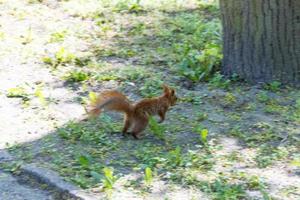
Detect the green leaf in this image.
<box><xmin>291</xmin><ymin>160</ymin><xmax>300</xmax><ymax>167</ymax></box>
<box><xmin>144</xmin><ymin>167</ymin><xmax>153</xmax><ymax>185</ymax></box>
<box><xmin>102</xmin><ymin>167</ymin><xmax>116</xmax><ymax>189</ymax></box>
<box><xmin>90</xmin><ymin>171</ymin><xmax>103</xmax><ymax>182</ymax></box>
<box><xmin>34</xmin><ymin>85</ymin><xmax>47</xmax><ymax>106</ymax></box>
<box><xmin>201</xmin><ymin>129</ymin><xmax>208</xmax><ymax>143</ymax></box>
<box><xmin>7</xmin><ymin>87</ymin><xmax>27</xmax><ymax>98</ymax></box>
<box><xmin>89</xmin><ymin>91</ymin><xmax>97</xmax><ymax>104</ymax></box>
<box><xmin>77</xmin><ymin>154</ymin><xmax>91</xmax><ymax>168</ymax></box>
<box><xmin>149</xmin><ymin>116</ymin><xmax>165</xmax><ymax>140</ymax></box>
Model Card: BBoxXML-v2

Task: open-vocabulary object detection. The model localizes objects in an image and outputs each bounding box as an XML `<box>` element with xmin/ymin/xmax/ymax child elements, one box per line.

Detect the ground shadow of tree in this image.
<box><xmin>4</xmin><ymin>109</ymin><xmax>207</xmax><ymax>191</ymax></box>
<box><xmin>2</xmin><ymin>3</ymin><xmax>222</xmax><ymax>194</ymax></box>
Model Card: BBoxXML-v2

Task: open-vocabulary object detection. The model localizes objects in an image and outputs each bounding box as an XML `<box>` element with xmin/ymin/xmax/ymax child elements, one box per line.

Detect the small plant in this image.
<box><xmin>264</xmin><ymin>81</ymin><xmax>281</xmax><ymax>92</ymax></box>
<box><xmin>71</xmin><ymin>174</ymin><xmax>90</xmax><ymax>189</ymax></box>
<box><xmin>77</xmin><ymin>154</ymin><xmax>92</xmax><ymax>169</ymax></box>
<box><xmin>226</xmin><ymin>151</ymin><xmax>242</xmax><ymax>162</ymax></box>
<box><xmin>200</xmin><ymin>129</ymin><xmax>208</xmax><ymax>144</ymax></box>
<box><xmin>6</xmin><ymin>85</ymin><xmax>48</xmax><ymax>105</ymax></box>
<box><xmin>64</xmin><ymin>70</ymin><xmax>90</xmax><ymax>82</ymax></box>
<box><xmin>194</xmin><ymin>125</ymin><xmax>209</xmax><ymax>144</ymax></box>
<box><xmin>6</xmin><ymin>87</ymin><xmax>28</xmax><ymax>99</ymax></box>
<box><xmin>6</xmin><ymin>87</ymin><xmax>30</xmax><ymax>103</ymax></box>
<box><xmin>27</xmin><ymin>0</ymin><xmax>43</xmax><ymax>3</ymax></box>
<box><xmin>119</xmin><ymin>67</ymin><xmax>150</xmax><ymax>82</ymax></box>
<box><xmin>256</xmin><ymin>91</ymin><xmax>270</xmax><ymax>103</ymax></box>
<box><xmin>181</xmin><ymin>92</ymin><xmax>202</xmax><ymax>105</ymax></box>
<box><xmin>234</xmin><ymin>173</ymin><xmax>271</xmax><ymax>198</ymax></box>
<box><xmin>113</xmin><ymin>0</ymin><xmax>144</xmax><ymax>13</ymax></box>
<box><xmin>208</xmin><ymin>178</ymin><xmax>247</xmax><ymax>200</ymax></box>
<box><xmin>88</xmin><ymin>91</ymin><xmax>98</xmax><ymax>104</ymax></box>
<box><xmin>74</xmin><ymin>57</ymin><xmax>92</xmax><ymax>67</ymax></box>
<box><xmin>58</xmin><ymin>121</ymin><xmax>85</xmax><ymax>141</ymax></box>
<box><xmin>291</xmin><ymin>159</ymin><xmax>300</xmax><ymax>167</ymax></box>
<box><xmin>96</xmin><ymin>72</ymin><xmax>119</xmax><ymax>82</ymax></box>
<box><xmin>43</xmin><ymin>47</ymin><xmax>75</xmax><ymax>68</ymax></box>
<box><xmin>42</xmin><ymin>56</ymin><xmax>53</xmax><ymax>65</ymax></box>
<box><xmin>149</xmin><ymin>116</ymin><xmax>165</xmax><ymax>140</ymax></box>
<box><xmin>144</xmin><ymin>167</ymin><xmax>153</xmax><ymax>186</ymax></box>
<box><xmin>139</xmin><ymin>79</ymin><xmax>163</xmax><ymax>97</ymax></box>
<box><xmin>102</xmin><ymin>167</ymin><xmax>117</xmax><ymax>190</ymax></box>
<box><xmin>128</xmin><ymin>2</ymin><xmax>144</xmax><ymax>13</ymax></box>
<box><xmin>196</xmin><ymin>112</ymin><xmax>208</xmax><ymax>121</ymax></box>
<box><xmin>55</xmin><ymin>47</ymin><xmax>75</xmax><ymax>65</ymax></box>
<box><xmin>255</xmin><ymin>146</ymin><xmax>289</xmax><ymax>168</ymax></box>
<box><xmin>8</xmin><ymin>161</ymin><xmax>23</xmax><ymax>175</ymax></box>
<box><xmin>245</xmin><ymin>126</ymin><xmax>282</xmax><ymax>147</ymax></box>
<box><xmin>173</xmin><ymin>18</ymin><xmax>222</xmax><ymax>82</ymax></box>
<box><xmin>49</xmin><ymin>31</ymin><xmax>67</xmax><ymax>43</ymax></box>
<box><xmin>228</xmin><ymin>126</ymin><xmax>243</xmax><ymax>139</ymax></box>
<box><xmin>34</xmin><ymin>84</ymin><xmax>47</xmax><ymax>106</ymax></box>
<box><xmin>176</xmin><ymin>44</ymin><xmax>222</xmax><ymax>82</ymax></box>
<box><xmin>128</xmin><ymin>22</ymin><xmax>146</xmax><ymax>35</ymax></box>
<box><xmin>223</xmin><ymin>92</ymin><xmax>237</xmax><ymax>105</ymax></box>
<box><xmin>185</xmin><ymin>150</ymin><xmax>215</xmax><ymax>170</ymax></box>
<box><xmin>90</xmin><ymin>171</ymin><xmax>103</xmax><ymax>183</ymax></box>
<box><xmin>193</xmin><ymin>124</ymin><xmax>204</xmax><ymax>132</ymax></box>
<box><xmin>246</xmin><ymin>175</ymin><xmax>265</xmax><ymax>190</ymax></box>
<box><xmin>209</xmin><ymin>73</ymin><xmax>231</xmax><ymax>89</ymax></box>
<box><xmin>167</xmin><ymin>146</ymin><xmax>183</xmax><ymax>168</ymax></box>
<box><xmin>197</xmin><ymin>0</ymin><xmax>220</xmax><ymax>13</ymax></box>
<box><xmin>264</xmin><ymin>103</ymin><xmax>286</xmax><ymax>115</ymax></box>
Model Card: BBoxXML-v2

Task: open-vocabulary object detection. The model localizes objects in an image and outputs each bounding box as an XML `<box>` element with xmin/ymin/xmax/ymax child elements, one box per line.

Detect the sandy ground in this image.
<box><xmin>0</xmin><ymin>0</ymin><xmax>87</xmax><ymax>148</ymax></box>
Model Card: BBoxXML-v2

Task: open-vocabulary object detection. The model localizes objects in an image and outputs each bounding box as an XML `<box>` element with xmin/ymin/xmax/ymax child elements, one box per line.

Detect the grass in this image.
<box><xmin>144</xmin><ymin>167</ymin><xmax>153</xmax><ymax>186</ymax></box>
<box><xmin>6</xmin><ymin>86</ymin><xmax>29</xmax><ymax>100</ymax></box>
<box><xmin>1</xmin><ymin>0</ymin><xmax>300</xmax><ymax>199</ymax></box>
<box><xmin>37</xmin><ymin>0</ymin><xmax>222</xmax><ymax>85</ymax></box>
<box><xmin>148</xmin><ymin>116</ymin><xmax>166</xmax><ymax>140</ymax></box>
<box><xmin>64</xmin><ymin>70</ymin><xmax>90</xmax><ymax>82</ymax></box>
<box><xmin>49</xmin><ymin>31</ymin><xmax>68</xmax><ymax>43</ymax></box>
<box><xmin>255</xmin><ymin>146</ymin><xmax>289</xmax><ymax>168</ymax></box>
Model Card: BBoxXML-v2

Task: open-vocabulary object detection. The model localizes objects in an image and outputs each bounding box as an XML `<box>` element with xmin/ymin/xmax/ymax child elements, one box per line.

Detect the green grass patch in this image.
<box><xmin>255</xmin><ymin>146</ymin><xmax>289</xmax><ymax>168</ymax></box>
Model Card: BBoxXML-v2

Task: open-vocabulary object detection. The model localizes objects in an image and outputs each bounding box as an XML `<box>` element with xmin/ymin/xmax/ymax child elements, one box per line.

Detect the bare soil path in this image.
<box><xmin>0</xmin><ymin>0</ymin><xmax>87</xmax><ymax>148</ymax></box>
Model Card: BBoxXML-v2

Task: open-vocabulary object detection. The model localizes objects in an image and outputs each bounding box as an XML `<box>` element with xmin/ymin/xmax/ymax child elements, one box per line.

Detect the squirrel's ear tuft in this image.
<box><xmin>162</xmin><ymin>84</ymin><xmax>170</xmax><ymax>94</ymax></box>
<box><xmin>170</xmin><ymin>88</ymin><xmax>175</xmax><ymax>95</ymax></box>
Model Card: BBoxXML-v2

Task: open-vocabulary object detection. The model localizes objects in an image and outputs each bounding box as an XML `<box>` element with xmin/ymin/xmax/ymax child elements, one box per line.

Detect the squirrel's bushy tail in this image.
<box><xmin>87</xmin><ymin>90</ymin><xmax>133</xmax><ymax>117</ymax></box>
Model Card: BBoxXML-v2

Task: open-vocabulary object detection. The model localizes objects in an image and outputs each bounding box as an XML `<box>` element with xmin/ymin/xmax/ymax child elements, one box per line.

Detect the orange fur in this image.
<box><xmin>87</xmin><ymin>85</ymin><xmax>177</xmax><ymax>139</ymax></box>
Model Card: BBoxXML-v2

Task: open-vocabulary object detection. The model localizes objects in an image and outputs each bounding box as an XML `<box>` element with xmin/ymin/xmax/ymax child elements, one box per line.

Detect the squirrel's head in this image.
<box><xmin>163</xmin><ymin>84</ymin><xmax>177</xmax><ymax>106</ymax></box>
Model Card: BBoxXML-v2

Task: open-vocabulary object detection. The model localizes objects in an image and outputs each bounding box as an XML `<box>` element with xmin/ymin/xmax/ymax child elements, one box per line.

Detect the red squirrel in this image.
<box><xmin>87</xmin><ymin>85</ymin><xmax>177</xmax><ymax>139</ymax></box>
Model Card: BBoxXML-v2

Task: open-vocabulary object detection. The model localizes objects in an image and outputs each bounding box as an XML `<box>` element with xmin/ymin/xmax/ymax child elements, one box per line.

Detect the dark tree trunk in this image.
<box><xmin>220</xmin><ymin>0</ymin><xmax>300</xmax><ymax>86</ymax></box>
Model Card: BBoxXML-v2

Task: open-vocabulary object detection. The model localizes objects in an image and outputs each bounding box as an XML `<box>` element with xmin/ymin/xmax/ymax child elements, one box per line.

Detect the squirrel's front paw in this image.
<box><xmin>132</xmin><ymin>133</ymin><xmax>141</xmax><ymax>139</ymax></box>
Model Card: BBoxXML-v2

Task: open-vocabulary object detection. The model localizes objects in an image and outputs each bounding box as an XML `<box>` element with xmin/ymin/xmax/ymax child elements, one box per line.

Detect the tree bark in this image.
<box><xmin>220</xmin><ymin>0</ymin><xmax>300</xmax><ymax>86</ymax></box>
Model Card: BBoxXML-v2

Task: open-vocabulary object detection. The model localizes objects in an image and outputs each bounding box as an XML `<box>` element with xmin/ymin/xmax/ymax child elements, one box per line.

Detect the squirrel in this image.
<box><xmin>86</xmin><ymin>85</ymin><xmax>177</xmax><ymax>139</ymax></box>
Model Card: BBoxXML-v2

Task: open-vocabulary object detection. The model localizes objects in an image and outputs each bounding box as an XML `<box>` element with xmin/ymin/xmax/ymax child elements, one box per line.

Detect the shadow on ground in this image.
<box><xmin>3</xmin><ymin>81</ymin><xmax>300</xmax><ymax>199</ymax></box>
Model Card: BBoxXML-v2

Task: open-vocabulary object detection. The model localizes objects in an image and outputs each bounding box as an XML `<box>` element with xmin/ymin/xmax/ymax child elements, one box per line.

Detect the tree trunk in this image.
<box><xmin>220</xmin><ymin>0</ymin><xmax>300</xmax><ymax>86</ymax></box>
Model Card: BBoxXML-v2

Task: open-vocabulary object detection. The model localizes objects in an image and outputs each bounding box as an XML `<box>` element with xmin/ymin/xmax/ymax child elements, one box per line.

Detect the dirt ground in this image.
<box><xmin>0</xmin><ymin>1</ymin><xmax>299</xmax><ymax>200</ymax></box>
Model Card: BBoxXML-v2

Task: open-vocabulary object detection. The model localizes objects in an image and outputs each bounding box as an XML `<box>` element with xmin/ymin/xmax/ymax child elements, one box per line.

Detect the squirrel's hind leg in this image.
<box><xmin>131</xmin><ymin>116</ymin><xmax>148</xmax><ymax>139</ymax></box>
<box><xmin>122</xmin><ymin>114</ymin><xmax>132</xmax><ymax>135</ymax></box>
